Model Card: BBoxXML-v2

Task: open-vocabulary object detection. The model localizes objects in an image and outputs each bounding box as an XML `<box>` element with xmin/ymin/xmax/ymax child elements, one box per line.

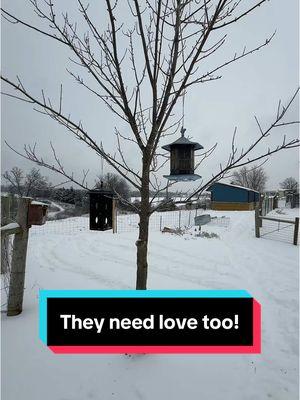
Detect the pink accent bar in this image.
<box><xmin>49</xmin><ymin>299</ymin><xmax>261</xmax><ymax>354</ymax></box>
<box><xmin>49</xmin><ymin>345</ymin><xmax>258</xmax><ymax>354</ymax></box>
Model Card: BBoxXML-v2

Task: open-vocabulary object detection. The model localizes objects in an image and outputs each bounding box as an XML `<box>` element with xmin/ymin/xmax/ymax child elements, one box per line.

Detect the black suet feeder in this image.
<box><xmin>89</xmin><ymin>188</ymin><xmax>116</xmax><ymax>231</ymax></box>
<box><xmin>162</xmin><ymin>127</ymin><xmax>203</xmax><ymax>181</ymax></box>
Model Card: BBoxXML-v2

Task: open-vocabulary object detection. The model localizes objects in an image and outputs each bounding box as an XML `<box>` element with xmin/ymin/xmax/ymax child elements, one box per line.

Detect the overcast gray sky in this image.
<box><xmin>1</xmin><ymin>0</ymin><xmax>299</xmax><ymax>192</ymax></box>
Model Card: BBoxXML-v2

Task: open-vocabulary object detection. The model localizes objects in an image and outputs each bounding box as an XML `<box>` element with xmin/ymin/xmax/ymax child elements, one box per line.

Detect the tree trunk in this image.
<box><xmin>136</xmin><ymin>159</ymin><xmax>151</xmax><ymax>290</ymax></box>
<box><xmin>136</xmin><ymin>211</ymin><xmax>150</xmax><ymax>289</ymax></box>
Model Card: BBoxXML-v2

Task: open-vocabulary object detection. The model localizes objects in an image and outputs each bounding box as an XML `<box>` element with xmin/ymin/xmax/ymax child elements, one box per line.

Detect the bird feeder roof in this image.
<box><xmin>162</xmin><ymin>133</ymin><xmax>203</xmax><ymax>152</ymax></box>
<box><xmin>89</xmin><ymin>189</ymin><xmax>113</xmax><ymax>194</ymax></box>
<box><xmin>89</xmin><ymin>189</ymin><xmax>117</xmax><ymax>198</ymax></box>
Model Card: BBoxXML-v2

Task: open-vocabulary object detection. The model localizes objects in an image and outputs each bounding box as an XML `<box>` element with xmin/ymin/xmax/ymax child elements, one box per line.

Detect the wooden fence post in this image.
<box><xmin>7</xmin><ymin>197</ymin><xmax>31</xmax><ymax>316</ymax></box>
<box><xmin>255</xmin><ymin>206</ymin><xmax>260</xmax><ymax>238</ymax></box>
<box><xmin>112</xmin><ymin>199</ymin><xmax>117</xmax><ymax>233</ymax></box>
<box><xmin>10</xmin><ymin>194</ymin><xmax>18</xmax><ymax>219</ymax></box>
<box><xmin>258</xmin><ymin>204</ymin><xmax>263</xmax><ymax>227</ymax></box>
<box><xmin>1</xmin><ymin>197</ymin><xmax>11</xmax><ymax>274</ymax></box>
<box><xmin>293</xmin><ymin>217</ymin><xmax>299</xmax><ymax>246</ymax></box>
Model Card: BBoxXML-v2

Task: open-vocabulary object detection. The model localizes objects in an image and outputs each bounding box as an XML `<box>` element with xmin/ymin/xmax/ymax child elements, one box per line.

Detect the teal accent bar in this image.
<box><xmin>39</xmin><ymin>290</ymin><xmax>48</xmax><ymax>344</ymax></box>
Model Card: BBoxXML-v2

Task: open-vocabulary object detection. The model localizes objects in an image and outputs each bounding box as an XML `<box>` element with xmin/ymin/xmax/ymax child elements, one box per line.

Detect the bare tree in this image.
<box><xmin>280</xmin><ymin>177</ymin><xmax>299</xmax><ymax>192</ymax></box>
<box><xmin>1</xmin><ymin>1</ymin><xmax>299</xmax><ymax>289</ymax></box>
<box><xmin>2</xmin><ymin>167</ymin><xmax>24</xmax><ymax>196</ymax></box>
<box><xmin>3</xmin><ymin>167</ymin><xmax>50</xmax><ymax>198</ymax></box>
<box><xmin>230</xmin><ymin>165</ymin><xmax>267</xmax><ymax>192</ymax></box>
<box><xmin>95</xmin><ymin>172</ymin><xmax>131</xmax><ymax>201</ymax></box>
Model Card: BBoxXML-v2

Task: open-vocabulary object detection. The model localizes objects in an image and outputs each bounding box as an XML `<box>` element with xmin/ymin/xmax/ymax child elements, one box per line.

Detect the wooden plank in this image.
<box><xmin>211</xmin><ymin>201</ymin><xmax>255</xmax><ymax>211</ymax></box>
<box><xmin>255</xmin><ymin>206</ymin><xmax>260</xmax><ymax>238</ymax></box>
<box><xmin>7</xmin><ymin>197</ymin><xmax>31</xmax><ymax>316</ymax></box>
<box><xmin>112</xmin><ymin>199</ymin><xmax>117</xmax><ymax>233</ymax></box>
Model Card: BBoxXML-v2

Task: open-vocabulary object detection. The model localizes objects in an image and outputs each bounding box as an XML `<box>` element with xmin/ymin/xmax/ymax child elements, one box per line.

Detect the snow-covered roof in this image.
<box><xmin>0</xmin><ymin>222</ymin><xmax>20</xmax><ymax>231</ymax></box>
<box><xmin>208</xmin><ymin>181</ymin><xmax>260</xmax><ymax>194</ymax></box>
<box><xmin>31</xmin><ymin>200</ymin><xmax>49</xmax><ymax>206</ymax></box>
<box><xmin>161</xmin><ymin>135</ymin><xmax>203</xmax><ymax>151</ymax></box>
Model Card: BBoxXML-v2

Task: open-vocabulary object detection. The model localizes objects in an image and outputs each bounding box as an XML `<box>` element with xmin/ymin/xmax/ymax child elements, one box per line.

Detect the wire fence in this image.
<box><xmin>31</xmin><ymin>210</ymin><xmax>205</xmax><ymax>235</ymax></box>
<box><xmin>116</xmin><ymin>209</ymin><xmax>199</xmax><ymax>233</ymax></box>
<box><xmin>261</xmin><ymin>195</ymin><xmax>276</xmax><ymax>216</ymax></box>
<box><xmin>1</xmin><ymin>235</ymin><xmax>13</xmax><ymax>311</ymax></box>
<box><xmin>260</xmin><ymin>219</ymin><xmax>296</xmax><ymax>244</ymax></box>
<box><xmin>255</xmin><ymin>194</ymin><xmax>299</xmax><ymax>245</ymax></box>
<box><xmin>116</xmin><ymin>208</ymin><xmax>230</xmax><ymax>233</ymax></box>
<box><xmin>209</xmin><ymin>216</ymin><xmax>231</xmax><ymax>228</ymax></box>
<box><xmin>258</xmin><ymin>215</ymin><xmax>299</xmax><ymax>245</ymax></box>
<box><xmin>1</xmin><ymin>196</ymin><xmax>15</xmax><ymax>312</ymax></box>
<box><xmin>28</xmin><ymin>208</ymin><xmax>229</xmax><ymax>236</ymax></box>
<box><xmin>30</xmin><ymin>216</ymin><xmax>90</xmax><ymax>236</ymax></box>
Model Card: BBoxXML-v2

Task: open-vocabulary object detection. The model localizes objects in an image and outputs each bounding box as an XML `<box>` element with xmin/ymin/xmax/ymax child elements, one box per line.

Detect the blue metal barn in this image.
<box><xmin>207</xmin><ymin>182</ymin><xmax>260</xmax><ymax>211</ymax></box>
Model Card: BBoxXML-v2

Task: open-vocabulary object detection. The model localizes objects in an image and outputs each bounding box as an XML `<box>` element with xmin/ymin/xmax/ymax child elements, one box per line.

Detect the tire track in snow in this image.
<box><xmin>29</xmin><ymin>236</ymin><xmax>131</xmax><ymax>289</ymax></box>
<box><xmin>221</xmin><ymin>213</ymin><xmax>298</xmax><ymax>367</ymax></box>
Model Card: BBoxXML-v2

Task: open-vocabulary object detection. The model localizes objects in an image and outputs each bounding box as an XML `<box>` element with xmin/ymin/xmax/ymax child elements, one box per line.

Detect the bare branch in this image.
<box><xmin>185</xmin><ymin>89</ymin><xmax>300</xmax><ymax>201</ymax></box>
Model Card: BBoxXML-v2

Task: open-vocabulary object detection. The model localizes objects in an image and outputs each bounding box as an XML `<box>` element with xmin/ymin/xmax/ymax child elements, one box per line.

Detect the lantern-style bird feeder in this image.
<box><xmin>162</xmin><ymin>127</ymin><xmax>203</xmax><ymax>181</ymax></box>
<box><xmin>89</xmin><ymin>188</ymin><xmax>116</xmax><ymax>231</ymax></box>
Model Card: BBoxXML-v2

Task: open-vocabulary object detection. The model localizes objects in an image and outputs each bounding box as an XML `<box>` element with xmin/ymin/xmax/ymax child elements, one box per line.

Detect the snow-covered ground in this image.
<box><xmin>1</xmin><ymin>208</ymin><xmax>299</xmax><ymax>400</ymax></box>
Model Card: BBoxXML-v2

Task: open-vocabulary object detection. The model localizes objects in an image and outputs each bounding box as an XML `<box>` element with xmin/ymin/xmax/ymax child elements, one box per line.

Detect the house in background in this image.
<box><xmin>207</xmin><ymin>182</ymin><xmax>260</xmax><ymax>211</ymax></box>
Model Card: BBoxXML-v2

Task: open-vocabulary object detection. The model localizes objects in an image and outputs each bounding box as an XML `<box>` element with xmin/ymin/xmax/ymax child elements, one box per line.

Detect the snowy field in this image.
<box><xmin>1</xmin><ymin>208</ymin><xmax>299</xmax><ymax>400</ymax></box>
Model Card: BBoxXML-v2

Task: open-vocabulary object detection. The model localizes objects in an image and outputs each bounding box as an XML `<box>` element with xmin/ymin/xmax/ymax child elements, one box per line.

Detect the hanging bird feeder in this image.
<box><xmin>89</xmin><ymin>188</ymin><xmax>116</xmax><ymax>231</ymax></box>
<box><xmin>162</xmin><ymin>127</ymin><xmax>203</xmax><ymax>181</ymax></box>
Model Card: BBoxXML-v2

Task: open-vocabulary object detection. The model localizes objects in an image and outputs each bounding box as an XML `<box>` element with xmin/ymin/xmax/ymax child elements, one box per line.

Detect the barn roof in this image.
<box><xmin>207</xmin><ymin>181</ymin><xmax>260</xmax><ymax>194</ymax></box>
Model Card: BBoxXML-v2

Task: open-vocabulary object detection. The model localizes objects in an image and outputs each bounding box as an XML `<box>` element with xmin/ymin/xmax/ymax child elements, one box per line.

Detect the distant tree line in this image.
<box><xmin>280</xmin><ymin>177</ymin><xmax>298</xmax><ymax>192</ymax></box>
<box><xmin>2</xmin><ymin>167</ymin><xmax>298</xmax><ymax>213</ymax></box>
<box><xmin>1</xmin><ymin>167</ymin><xmax>132</xmax><ymax>211</ymax></box>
